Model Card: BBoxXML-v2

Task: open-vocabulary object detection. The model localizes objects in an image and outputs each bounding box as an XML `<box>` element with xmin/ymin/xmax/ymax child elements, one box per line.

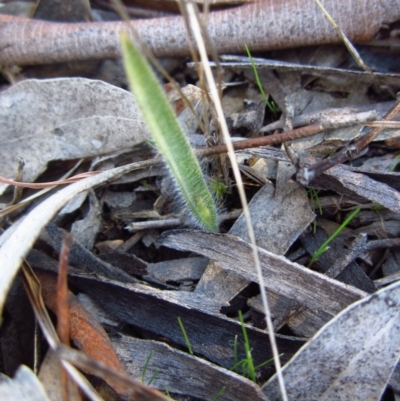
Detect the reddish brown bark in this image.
<box><xmin>0</xmin><ymin>0</ymin><xmax>398</xmax><ymax>66</ymax></box>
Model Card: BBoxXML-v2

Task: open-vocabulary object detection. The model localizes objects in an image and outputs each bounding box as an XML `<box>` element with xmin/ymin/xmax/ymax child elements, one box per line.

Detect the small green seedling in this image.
<box><xmin>308</xmin><ymin>189</ymin><xmax>323</xmax><ymax>216</ymax></box>
<box><xmin>238</xmin><ymin>310</ymin><xmax>256</xmax><ymax>382</ymax></box>
<box><xmin>209</xmin><ymin>177</ymin><xmax>230</xmax><ymax>203</ymax></box>
<box><xmin>211</xmin><ymin>387</ymin><xmax>226</xmax><ymax>401</ymax></box>
<box><xmin>308</xmin><ymin>189</ymin><xmax>323</xmax><ymax>233</ymax></box>
<box><xmin>390</xmin><ymin>153</ymin><xmax>400</xmax><ymax>171</ymax></box>
<box><xmin>230</xmin><ymin>311</ymin><xmax>276</xmax><ymax>382</ymax></box>
<box><xmin>309</xmin><ymin>208</ymin><xmax>360</xmax><ymax>267</ymax></box>
<box><xmin>177</xmin><ymin>316</ymin><xmax>194</xmax><ymax>355</ymax></box>
<box><xmin>141</xmin><ymin>350</ymin><xmax>160</xmax><ymax>385</ymax></box>
<box><xmin>245</xmin><ymin>45</ymin><xmax>277</xmax><ymax>115</ymax></box>
<box><xmin>121</xmin><ymin>33</ymin><xmax>218</xmax><ymax>232</ymax></box>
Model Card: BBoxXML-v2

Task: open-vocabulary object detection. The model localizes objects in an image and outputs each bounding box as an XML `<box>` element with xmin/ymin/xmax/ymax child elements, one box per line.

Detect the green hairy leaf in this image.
<box><xmin>120</xmin><ymin>33</ymin><xmax>218</xmax><ymax>232</ymax></box>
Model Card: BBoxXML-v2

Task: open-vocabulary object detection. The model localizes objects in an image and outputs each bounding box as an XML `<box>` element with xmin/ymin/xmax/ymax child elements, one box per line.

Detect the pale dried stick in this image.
<box><xmin>185</xmin><ymin>2</ymin><xmax>288</xmax><ymax>399</ymax></box>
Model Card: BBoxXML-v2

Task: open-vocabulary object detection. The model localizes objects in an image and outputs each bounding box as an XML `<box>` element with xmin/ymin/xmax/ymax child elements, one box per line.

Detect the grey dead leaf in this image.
<box><xmin>0</xmin><ymin>365</ymin><xmax>51</xmax><ymax>401</ymax></box>
<box><xmin>231</xmin><ymin>181</ymin><xmax>314</xmax><ymax>254</ymax></box>
<box><xmin>283</xmin><ymin>221</ymin><xmax>377</xmax><ymax>337</ymax></box>
<box><xmin>262</xmin><ymin>280</ymin><xmax>400</xmax><ymax>401</ymax></box>
<box><xmin>380</xmin><ymin>249</ymin><xmax>400</xmax><ymax>289</ymax></box>
<box><xmin>33</xmin><ymin>0</ymin><xmax>91</xmax><ymax>22</ymax></box>
<box><xmin>359</xmin><ymin>153</ymin><xmax>398</xmax><ymax>171</ymax></box>
<box><xmin>225</xmin><ymin>52</ymin><xmax>382</xmax><ymax>167</ymax></box>
<box><xmin>0</xmin><ymin>2</ymin><xmax>35</xmax><ymax>17</ymax></box>
<box><xmin>112</xmin><ymin>334</ymin><xmax>268</xmax><ymax>401</ymax></box>
<box><xmin>300</xmin><ymin>221</ymin><xmax>376</xmax><ymax>293</ymax></box>
<box><xmin>76</xmin><ymin>291</ymin><xmax>278</xmax><ymax>400</ymax></box>
<box><xmin>318</xmin><ymin>165</ymin><xmax>400</xmax><ymax>213</ymax></box>
<box><xmin>59</xmin><ymin>191</ymin><xmax>88</xmax><ymax>215</ymax></box>
<box><xmin>245</xmin><ymin>146</ymin><xmax>400</xmax><ymax>214</ymax></box>
<box><xmin>195</xmin><ymin>181</ymin><xmax>314</xmax><ymax>314</ymax></box>
<box><xmin>146</xmin><ymin>257</ymin><xmax>208</xmax><ymax>285</ymax></box>
<box><xmin>0</xmin><ymin>78</ymin><xmax>149</xmax><ymax>195</ymax></box>
<box><xmin>261</xmin><ymin>101</ymin><xmax>394</xmax><ymax>133</ymax></box>
<box><xmin>158</xmin><ymin>230</ymin><xmax>366</xmax><ymax>317</ymax></box>
<box><xmin>69</xmin><ymin>273</ymin><xmax>304</xmax><ymax>370</ymax></box>
<box><xmin>103</xmin><ymin>190</ymin><xmax>137</xmax><ymax>211</ymax></box>
<box><xmin>70</xmin><ymin>191</ymin><xmax>102</xmax><ymax>250</ymax></box>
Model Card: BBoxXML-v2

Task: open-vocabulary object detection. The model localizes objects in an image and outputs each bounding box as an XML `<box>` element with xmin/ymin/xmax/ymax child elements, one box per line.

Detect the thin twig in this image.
<box><xmin>197</xmin><ymin>111</ymin><xmax>375</xmax><ymax>157</ymax></box>
<box><xmin>126</xmin><ymin>209</ymin><xmax>242</xmax><ymax>231</ymax></box>
<box><xmin>297</xmin><ymin>98</ymin><xmax>400</xmax><ymax>185</ymax></box>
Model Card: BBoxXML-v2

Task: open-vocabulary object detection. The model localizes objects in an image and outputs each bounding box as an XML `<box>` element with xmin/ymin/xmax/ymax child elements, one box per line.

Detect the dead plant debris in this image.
<box><xmin>1</xmin><ymin>1</ymin><xmax>400</xmax><ymax>400</ymax></box>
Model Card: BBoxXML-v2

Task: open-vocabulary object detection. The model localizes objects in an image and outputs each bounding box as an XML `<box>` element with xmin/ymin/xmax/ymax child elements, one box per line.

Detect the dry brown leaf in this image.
<box><xmin>35</xmin><ymin>270</ymin><xmax>126</xmax><ymax>375</ymax></box>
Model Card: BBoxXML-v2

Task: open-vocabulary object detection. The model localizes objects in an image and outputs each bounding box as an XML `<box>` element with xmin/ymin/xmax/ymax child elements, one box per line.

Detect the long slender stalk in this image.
<box><xmin>185</xmin><ymin>3</ymin><xmax>288</xmax><ymax>399</ymax></box>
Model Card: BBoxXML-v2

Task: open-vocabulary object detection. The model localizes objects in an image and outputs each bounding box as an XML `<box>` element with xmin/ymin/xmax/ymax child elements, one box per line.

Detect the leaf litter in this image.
<box><xmin>1</xmin><ymin>1</ymin><xmax>400</xmax><ymax>400</ymax></box>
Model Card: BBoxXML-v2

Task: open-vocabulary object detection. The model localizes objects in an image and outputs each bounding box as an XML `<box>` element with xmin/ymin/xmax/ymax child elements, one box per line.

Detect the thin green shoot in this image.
<box><xmin>245</xmin><ymin>44</ymin><xmax>277</xmax><ymax>115</ymax></box>
<box><xmin>164</xmin><ymin>385</ymin><xmax>171</xmax><ymax>398</ymax></box>
<box><xmin>238</xmin><ymin>311</ymin><xmax>256</xmax><ymax>382</ymax></box>
<box><xmin>371</xmin><ymin>204</ymin><xmax>384</xmax><ymax>211</ymax></box>
<box><xmin>232</xmin><ymin>334</ymin><xmax>238</xmax><ymax>373</ymax></box>
<box><xmin>145</xmin><ymin>138</ymin><xmax>157</xmax><ymax>149</ymax></box>
<box><xmin>308</xmin><ymin>189</ymin><xmax>323</xmax><ymax>215</ymax></box>
<box><xmin>184</xmin><ymin>6</ymin><xmax>287</xmax><ymax>398</ymax></box>
<box><xmin>211</xmin><ymin>387</ymin><xmax>226</xmax><ymax>401</ymax></box>
<box><xmin>308</xmin><ymin>189</ymin><xmax>322</xmax><ymax>234</ymax></box>
<box><xmin>390</xmin><ymin>153</ymin><xmax>400</xmax><ymax>171</ymax></box>
<box><xmin>309</xmin><ymin>208</ymin><xmax>361</xmax><ymax>267</ymax></box>
<box><xmin>146</xmin><ymin>370</ymin><xmax>160</xmax><ymax>386</ymax></box>
<box><xmin>230</xmin><ymin>312</ymin><xmax>276</xmax><ymax>381</ymax></box>
<box><xmin>141</xmin><ymin>350</ymin><xmax>153</xmax><ymax>383</ymax></box>
<box><xmin>209</xmin><ymin>177</ymin><xmax>230</xmax><ymax>203</ymax></box>
<box><xmin>177</xmin><ymin>316</ymin><xmax>193</xmax><ymax>355</ymax></box>
<box><xmin>312</xmin><ymin>219</ymin><xmax>317</xmax><ymax>234</ymax></box>
<box><xmin>254</xmin><ymin>356</ymin><xmax>279</xmax><ymax>370</ymax></box>
<box><xmin>141</xmin><ymin>350</ymin><xmax>160</xmax><ymax>385</ymax></box>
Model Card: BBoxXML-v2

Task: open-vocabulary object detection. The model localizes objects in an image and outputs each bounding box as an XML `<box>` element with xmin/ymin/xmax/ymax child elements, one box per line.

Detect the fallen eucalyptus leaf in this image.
<box><xmin>262</xmin><ymin>280</ymin><xmax>400</xmax><ymax>401</ymax></box>
<box><xmin>0</xmin><ymin>365</ymin><xmax>51</xmax><ymax>401</ymax></box>
<box><xmin>70</xmin><ymin>191</ymin><xmax>101</xmax><ymax>250</ymax></box>
<box><xmin>158</xmin><ymin>230</ymin><xmax>366</xmax><ymax>316</ymax></box>
<box><xmin>0</xmin><ymin>78</ymin><xmax>150</xmax><ymax>195</ymax></box>
<box><xmin>112</xmin><ymin>334</ymin><xmax>268</xmax><ymax>401</ymax></box>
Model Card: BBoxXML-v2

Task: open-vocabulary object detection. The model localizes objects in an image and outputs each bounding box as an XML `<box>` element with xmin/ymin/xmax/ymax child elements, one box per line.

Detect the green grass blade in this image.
<box><xmin>245</xmin><ymin>45</ymin><xmax>277</xmax><ymax>115</ymax></box>
<box><xmin>147</xmin><ymin>369</ymin><xmax>160</xmax><ymax>386</ymax></box>
<box><xmin>177</xmin><ymin>316</ymin><xmax>194</xmax><ymax>355</ymax></box>
<box><xmin>232</xmin><ymin>334</ymin><xmax>238</xmax><ymax>373</ymax></box>
<box><xmin>254</xmin><ymin>355</ymin><xmax>279</xmax><ymax>370</ymax></box>
<box><xmin>238</xmin><ymin>311</ymin><xmax>256</xmax><ymax>382</ymax></box>
<box><xmin>120</xmin><ymin>33</ymin><xmax>218</xmax><ymax>232</ymax></box>
<box><xmin>390</xmin><ymin>153</ymin><xmax>400</xmax><ymax>171</ymax></box>
<box><xmin>309</xmin><ymin>208</ymin><xmax>360</xmax><ymax>266</ymax></box>
<box><xmin>141</xmin><ymin>350</ymin><xmax>153</xmax><ymax>383</ymax></box>
<box><xmin>211</xmin><ymin>387</ymin><xmax>226</xmax><ymax>401</ymax></box>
